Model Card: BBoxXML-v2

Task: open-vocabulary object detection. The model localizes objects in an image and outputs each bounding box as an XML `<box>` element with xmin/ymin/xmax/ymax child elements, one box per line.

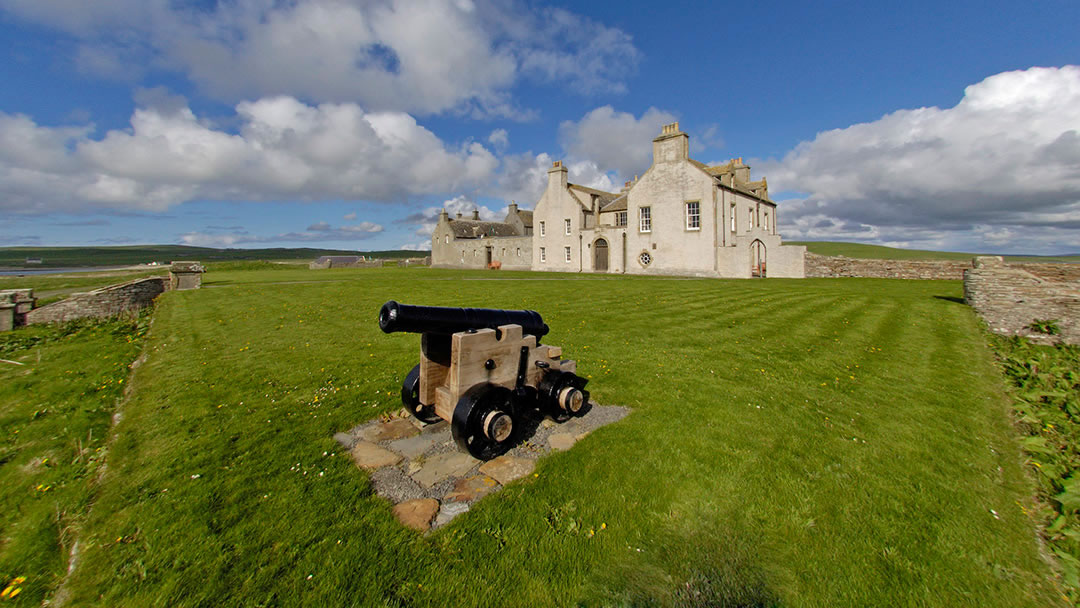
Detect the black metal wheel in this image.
<box><xmin>401</xmin><ymin>364</ymin><xmax>441</xmax><ymax>424</ymax></box>
<box><xmin>451</xmin><ymin>383</ymin><xmax>516</xmax><ymax>460</ymax></box>
<box><xmin>537</xmin><ymin>371</ymin><xmax>590</xmax><ymax>422</ymax></box>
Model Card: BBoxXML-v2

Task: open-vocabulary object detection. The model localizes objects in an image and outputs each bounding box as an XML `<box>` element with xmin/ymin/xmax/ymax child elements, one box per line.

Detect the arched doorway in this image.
<box><xmin>750</xmin><ymin>240</ymin><xmax>766</xmax><ymax>278</ymax></box>
<box><xmin>594</xmin><ymin>238</ymin><xmax>609</xmax><ymax>272</ymax></box>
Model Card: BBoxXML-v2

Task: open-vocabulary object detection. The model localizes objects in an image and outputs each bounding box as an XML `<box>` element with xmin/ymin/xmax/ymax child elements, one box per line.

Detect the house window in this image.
<box><xmin>444</xmin><ymin>235</ymin><xmax>449</xmax><ymax>244</ymax></box>
<box><xmin>730</xmin><ymin>203</ymin><xmax>736</xmax><ymax>232</ymax></box>
<box><xmin>764</xmin><ymin>212</ymin><xmax>770</xmax><ymax>232</ymax></box>
<box><xmin>616</xmin><ymin>211</ymin><xmax>627</xmax><ymax>227</ymax></box>
<box><xmin>748</xmin><ymin>208</ymin><xmax>753</xmax><ymax>231</ymax></box>
<box><xmin>639</xmin><ymin>251</ymin><xmax>653</xmax><ymax>266</ymax></box>
<box><xmin>516</xmin><ymin>248</ymin><xmax>521</xmax><ymax>257</ymax></box>
<box><xmin>540</xmin><ymin>221</ymin><xmax>546</xmax><ymax>237</ymax></box>
<box><xmin>564</xmin><ymin>246</ymin><xmax>571</xmax><ymax>262</ymax></box>
<box><xmin>540</xmin><ymin>247</ymin><xmax>546</xmax><ymax>262</ymax></box>
<box><xmin>639</xmin><ymin>206</ymin><xmax>652</xmax><ymax>233</ymax></box>
<box><xmin>564</xmin><ymin>218</ymin><xmax>571</xmax><ymax>235</ymax></box>
<box><xmin>685</xmin><ymin>201</ymin><xmax>700</xmax><ymax>230</ymax></box>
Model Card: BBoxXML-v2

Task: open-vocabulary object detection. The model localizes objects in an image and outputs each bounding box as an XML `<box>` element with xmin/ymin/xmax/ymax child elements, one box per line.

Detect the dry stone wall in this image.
<box><xmin>25</xmin><ymin>277</ymin><xmax>167</xmax><ymax>325</ymax></box>
<box><xmin>964</xmin><ymin>256</ymin><xmax>1080</xmax><ymax>345</ymax></box>
<box><xmin>806</xmin><ymin>252</ymin><xmax>1080</xmax><ymax>282</ymax></box>
<box><xmin>805</xmin><ymin>253</ymin><xmax>970</xmax><ymax>280</ymax></box>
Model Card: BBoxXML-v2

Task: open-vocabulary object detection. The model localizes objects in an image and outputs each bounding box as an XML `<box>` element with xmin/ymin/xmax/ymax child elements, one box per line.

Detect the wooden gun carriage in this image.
<box><xmin>379</xmin><ymin>301</ymin><xmax>589</xmax><ymax>459</ymax></box>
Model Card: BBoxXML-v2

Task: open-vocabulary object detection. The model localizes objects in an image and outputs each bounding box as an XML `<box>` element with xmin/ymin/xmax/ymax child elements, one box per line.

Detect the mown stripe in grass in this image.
<box><xmin>53</xmin><ymin>269</ymin><xmax>1064</xmax><ymax>607</ymax></box>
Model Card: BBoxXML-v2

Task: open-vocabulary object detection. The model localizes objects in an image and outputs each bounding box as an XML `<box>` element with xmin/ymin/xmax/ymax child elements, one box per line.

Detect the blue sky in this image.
<box><xmin>1</xmin><ymin>0</ymin><xmax>1078</xmax><ymax>254</ymax></box>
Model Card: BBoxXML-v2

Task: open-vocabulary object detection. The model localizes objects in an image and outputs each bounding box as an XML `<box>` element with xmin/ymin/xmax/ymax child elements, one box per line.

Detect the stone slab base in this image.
<box><xmin>336</xmin><ymin>403</ymin><xmax>629</xmax><ymax>531</ymax></box>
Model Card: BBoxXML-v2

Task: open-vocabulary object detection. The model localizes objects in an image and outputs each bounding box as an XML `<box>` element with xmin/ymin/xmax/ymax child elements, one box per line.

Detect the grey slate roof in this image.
<box><xmin>449</xmin><ymin>220</ymin><xmax>521</xmax><ymax>239</ymax></box>
<box><xmin>599</xmin><ymin>195</ymin><xmax>627</xmax><ymax>212</ymax></box>
<box><xmin>516</xmin><ymin>209</ymin><xmax>534</xmax><ymax>227</ymax></box>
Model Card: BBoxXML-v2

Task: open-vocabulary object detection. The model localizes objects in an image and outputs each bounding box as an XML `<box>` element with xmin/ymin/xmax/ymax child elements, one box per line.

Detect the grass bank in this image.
<box><xmin>992</xmin><ymin>337</ymin><xmax>1080</xmax><ymax>603</ymax></box>
<box><xmin>18</xmin><ymin>267</ymin><xmax>1067</xmax><ymax>605</ymax></box>
<box><xmin>0</xmin><ymin>316</ymin><xmax>148</xmax><ymax>604</ymax></box>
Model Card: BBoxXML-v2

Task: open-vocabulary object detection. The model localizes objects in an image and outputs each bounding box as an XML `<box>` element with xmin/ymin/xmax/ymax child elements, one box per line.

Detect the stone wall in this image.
<box><xmin>1011</xmin><ymin>263</ymin><xmax>1080</xmax><ymax>284</ymax></box>
<box><xmin>806</xmin><ymin>253</ymin><xmax>1080</xmax><ymax>282</ymax></box>
<box><xmin>804</xmin><ymin>253</ymin><xmax>971</xmax><ymax>279</ymax></box>
<box><xmin>24</xmin><ymin>277</ymin><xmax>167</xmax><ymax>325</ymax></box>
<box><xmin>964</xmin><ymin>256</ymin><xmax>1080</xmax><ymax>345</ymax></box>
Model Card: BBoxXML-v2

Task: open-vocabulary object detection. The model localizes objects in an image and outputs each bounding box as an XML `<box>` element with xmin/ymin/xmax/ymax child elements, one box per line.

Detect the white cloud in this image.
<box><xmin>0</xmin><ymin>97</ymin><xmax>498</xmax><ymax>213</ymax></box>
<box><xmin>179</xmin><ymin>220</ymin><xmax>383</xmax><ymax>247</ymax></box>
<box><xmin>343</xmin><ymin>212</ymin><xmax>357</xmax><ymax>220</ymax></box>
<box><xmin>558</xmin><ymin>106</ymin><xmax>677</xmax><ymax>179</ymax></box>
<box><xmin>488</xmin><ymin>128</ymin><xmax>509</xmax><ymax>151</ymax></box>
<box><xmin>400</xmin><ymin>242</ymin><xmax>433</xmax><ymax>251</ymax></box>
<box><xmin>766</xmin><ymin>66</ymin><xmax>1080</xmax><ymax>253</ymax></box>
<box><xmin>0</xmin><ymin>0</ymin><xmax>639</xmax><ymax>117</ymax></box>
<box><xmin>494</xmin><ymin>150</ymin><xmax>619</xmax><ymax>205</ymax></box>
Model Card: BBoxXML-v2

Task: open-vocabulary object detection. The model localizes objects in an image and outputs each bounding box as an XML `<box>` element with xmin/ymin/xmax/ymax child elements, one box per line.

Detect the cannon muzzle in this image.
<box><xmin>378</xmin><ymin>300</ymin><xmax>550</xmax><ymax>339</ymax></box>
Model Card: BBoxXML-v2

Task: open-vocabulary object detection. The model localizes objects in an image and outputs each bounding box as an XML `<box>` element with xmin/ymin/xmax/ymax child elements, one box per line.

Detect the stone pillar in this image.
<box><xmin>10</xmin><ymin>289</ymin><xmax>35</xmax><ymax>325</ymax></box>
<box><xmin>0</xmin><ymin>292</ymin><xmax>15</xmax><ymax>332</ymax></box>
<box><xmin>170</xmin><ymin>261</ymin><xmax>206</xmax><ymax>290</ymax></box>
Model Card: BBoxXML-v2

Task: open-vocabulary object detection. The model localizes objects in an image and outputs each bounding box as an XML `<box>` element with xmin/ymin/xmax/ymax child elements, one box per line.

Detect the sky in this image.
<box><xmin>0</xmin><ymin>0</ymin><xmax>1078</xmax><ymax>255</ymax></box>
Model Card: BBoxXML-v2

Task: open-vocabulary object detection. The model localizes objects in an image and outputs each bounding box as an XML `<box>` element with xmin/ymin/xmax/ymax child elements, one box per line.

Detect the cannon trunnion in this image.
<box><xmin>380</xmin><ymin>301</ymin><xmax>589</xmax><ymax>460</ymax></box>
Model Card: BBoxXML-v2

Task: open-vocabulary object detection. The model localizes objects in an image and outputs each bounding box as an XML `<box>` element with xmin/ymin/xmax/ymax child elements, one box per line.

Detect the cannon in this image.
<box><xmin>379</xmin><ymin>301</ymin><xmax>589</xmax><ymax>460</ymax></box>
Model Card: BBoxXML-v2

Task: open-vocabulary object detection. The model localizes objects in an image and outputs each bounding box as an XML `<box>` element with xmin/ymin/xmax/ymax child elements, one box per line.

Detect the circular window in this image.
<box><xmin>638</xmin><ymin>251</ymin><xmax>652</xmax><ymax>266</ymax></box>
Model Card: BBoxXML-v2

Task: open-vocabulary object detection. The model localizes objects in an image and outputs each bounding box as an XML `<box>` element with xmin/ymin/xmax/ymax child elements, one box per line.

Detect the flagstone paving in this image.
<box><xmin>336</xmin><ymin>403</ymin><xmax>629</xmax><ymax>531</ymax></box>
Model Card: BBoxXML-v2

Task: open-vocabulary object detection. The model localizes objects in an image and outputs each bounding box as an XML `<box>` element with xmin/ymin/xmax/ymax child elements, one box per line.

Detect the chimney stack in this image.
<box><xmin>471</xmin><ymin>209</ymin><xmax>480</xmax><ymax>220</ymax></box>
<box><xmin>547</xmin><ymin>159</ymin><xmax>568</xmax><ymax>193</ymax></box>
<box><xmin>652</xmin><ymin>122</ymin><xmax>689</xmax><ymax>164</ymax></box>
<box><xmin>456</xmin><ymin>212</ymin><xmax>462</xmax><ymax>219</ymax></box>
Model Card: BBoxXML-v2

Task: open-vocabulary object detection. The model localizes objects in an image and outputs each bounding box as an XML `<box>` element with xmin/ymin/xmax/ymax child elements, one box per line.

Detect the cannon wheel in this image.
<box><xmin>451</xmin><ymin>383</ymin><xmax>515</xmax><ymax>460</ymax></box>
<box><xmin>537</xmin><ymin>371</ymin><xmax>590</xmax><ymax>423</ymax></box>
<box><xmin>401</xmin><ymin>364</ymin><xmax>441</xmax><ymax>424</ymax></box>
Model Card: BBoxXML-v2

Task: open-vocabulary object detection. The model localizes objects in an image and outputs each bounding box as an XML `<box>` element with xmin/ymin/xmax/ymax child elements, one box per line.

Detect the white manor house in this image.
<box><xmin>432</xmin><ymin>123</ymin><xmax>806</xmax><ymax>278</ymax></box>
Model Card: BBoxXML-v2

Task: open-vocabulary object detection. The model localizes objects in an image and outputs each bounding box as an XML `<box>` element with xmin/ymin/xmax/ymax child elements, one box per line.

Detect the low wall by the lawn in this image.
<box><xmin>806</xmin><ymin>253</ymin><xmax>1080</xmax><ymax>282</ymax></box>
<box><xmin>964</xmin><ymin>256</ymin><xmax>1080</xmax><ymax>345</ymax></box>
<box><xmin>25</xmin><ymin>277</ymin><xmax>167</xmax><ymax>325</ymax></box>
<box><xmin>805</xmin><ymin>253</ymin><xmax>969</xmax><ymax>279</ymax></box>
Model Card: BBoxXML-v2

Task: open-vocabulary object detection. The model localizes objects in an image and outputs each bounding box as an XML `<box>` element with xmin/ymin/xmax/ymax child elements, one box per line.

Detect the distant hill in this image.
<box><xmin>789</xmin><ymin>241</ymin><xmax>1080</xmax><ymax>263</ymax></box>
<box><xmin>0</xmin><ymin>245</ymin><xmax>424</xmax><ymax>268</ymax></box>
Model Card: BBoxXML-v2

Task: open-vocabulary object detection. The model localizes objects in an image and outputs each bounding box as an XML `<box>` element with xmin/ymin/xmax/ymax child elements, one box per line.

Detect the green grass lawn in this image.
<box><xmin>0</xmin><ymin>317</ymin><xmax>147</xmax><ymax>605</ymax></box>
<box><xmin>2</xmin><ymin>266</ymin><xmax>1067</xmax><ymax>606</ymax></box>
<box><xmin>0</xmin><ymin>270</ymin><xmax>166</xmax><ymax>306</ymax></box>
<box><xmin>791</xmin><ymin>240</ymin><xmax>1080</xmax><ymax>263</ymax></box>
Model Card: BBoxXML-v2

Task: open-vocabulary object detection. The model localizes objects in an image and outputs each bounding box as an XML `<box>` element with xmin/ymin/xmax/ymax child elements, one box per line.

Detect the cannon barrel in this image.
<box><xmin>379</xmin><ymin>300</ymin><xmax>550</xmax><ymax>339</ymax></box>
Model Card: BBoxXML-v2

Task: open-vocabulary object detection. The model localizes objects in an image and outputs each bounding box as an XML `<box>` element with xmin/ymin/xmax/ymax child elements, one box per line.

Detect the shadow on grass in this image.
<box><xmin>933</xmin><ymin>295</ymin><xmax>966</xmax><ymax>305</ymax></box>
<box><xmin>579</xmin><ymin>517</ymin><xmax>781</xmax><ymax>608</ymax></box>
